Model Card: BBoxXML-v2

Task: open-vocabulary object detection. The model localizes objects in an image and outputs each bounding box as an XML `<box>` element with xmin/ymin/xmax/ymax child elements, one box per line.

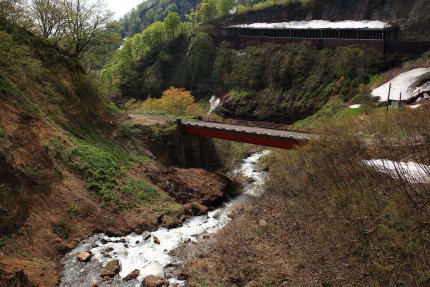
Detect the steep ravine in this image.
<box><xmin>59</xmin><ymin>151</ymin><xmax>269</xmax><ymax>287</ymax></box>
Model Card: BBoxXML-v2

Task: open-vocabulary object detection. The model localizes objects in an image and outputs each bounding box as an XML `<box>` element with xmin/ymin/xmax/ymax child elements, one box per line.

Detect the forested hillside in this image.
<box><xmin>103</xmin><ymin>27</ymin><xmax>394</xmax><ymax>123</ymax></box>
<box><xmin>116</xmin><ymin>0</ymin><xmax>286</xmax><ymax>39</ymax></box>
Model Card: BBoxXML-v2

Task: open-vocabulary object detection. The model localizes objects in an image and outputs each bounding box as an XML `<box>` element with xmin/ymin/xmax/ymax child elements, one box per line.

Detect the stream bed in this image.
<box><xmin>59</xmin><ymin>150</ymin><xmax>270</xmax><ymax>287</ymax></box>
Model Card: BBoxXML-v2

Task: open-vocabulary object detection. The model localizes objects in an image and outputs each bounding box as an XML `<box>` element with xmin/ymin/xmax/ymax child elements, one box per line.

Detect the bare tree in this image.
<box><xmin>31</xmin><ymin>0</ymin><xmax>66</xmax><ymax>41</ymax></box>
<box><xmin>61</xmin><ymin>0</ymin><xmax>115</xmax><ymax>59</ymax></box>
<box><xmin>0</xmin><ymin>0</ymin><xmax>32</xmax><ymax>27</ymax></box>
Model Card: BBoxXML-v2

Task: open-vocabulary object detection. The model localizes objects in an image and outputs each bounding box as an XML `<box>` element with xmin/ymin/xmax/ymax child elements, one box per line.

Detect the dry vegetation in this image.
<box><xmin>185</xmin><ymin>106</ymin><xmax>430</xmax><ymax>287</ymax></box>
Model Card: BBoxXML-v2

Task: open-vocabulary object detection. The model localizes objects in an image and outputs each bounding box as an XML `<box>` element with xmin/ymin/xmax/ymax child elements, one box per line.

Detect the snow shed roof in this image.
<box><xmin>229</xmin><ymin>20</ymin><xmax>392</xmax><ymax>30</ymax></box>
<box><xmin>372</xmin><ymin>68</ymin><xmax>430</xmax><ymax>102</ymax></box>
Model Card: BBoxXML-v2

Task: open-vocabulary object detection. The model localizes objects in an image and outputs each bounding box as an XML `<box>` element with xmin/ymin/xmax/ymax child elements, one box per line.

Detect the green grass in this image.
<box><xmin>119</xmin><ymin>121</ymin><xmax>134</xmax><ymax>138</ymax></box>
<box><xmin>294</xmin><ymin>98</ymin><xmax>369</xmax><ymax>127</ymax></box>
<box><xmin>231</xmin><ymin>90</ymin><xmax>251</xmax><ymax>100</ymax></box>
<box><xmin>153</xmin><ymin>203</ymin><xmax>184</xmax><ymax>217</ymax></box>
<box><xmin>66</xmin><ymin>141</ymin><xmax>122</xmax><ymax>203</ymax></box>
<box><xmin>120</xmin><ymin>180</ymin><xmax>159</xmax><ymax>206</ymax></box>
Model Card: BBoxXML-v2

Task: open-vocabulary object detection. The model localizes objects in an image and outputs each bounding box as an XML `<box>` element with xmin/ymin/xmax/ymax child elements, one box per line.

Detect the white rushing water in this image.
<box><xmin>60</xmin><ymin>151</ymin><xmax>270</xmax><ymax>287</ymax></box>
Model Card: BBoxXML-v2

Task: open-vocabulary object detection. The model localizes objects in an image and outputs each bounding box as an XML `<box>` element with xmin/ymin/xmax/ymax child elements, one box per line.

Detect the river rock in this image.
<box><xmin>198</xmin><ymin>233</ymin><xmax>214</xmax><ymax>239</ymax></box>
<box><xmin>153</xmin><ymin>236</ymin><xmax>160</xmax><ymax>245</ymax></box>
<box><xmin>141</xmin><ymin>275</ymin><xmax>169</xmax><ymax>287</ymax></box>
<box><xmin>135</xmin><ymin>228</ymin><xmax>142</xmax><ymax>234</ymax></box>
<box><xmin>259</xmin><ymin>219</ymin><xmax>268</xmax><ymax>227</ymax></box>
<box><xmin>77</xmin><ymin>251</ymin><xmax>92</xmax><ymax>262</ymax></box>
<box><xmin>186</xmin><ymin>202</ymin><xmax>208</xmax><ymax>215</ymax></box>
<box><xmin>99</xmin><ymin>259</ymin><xmax>121</xmax><ymax>278</ymax></box>
<box><xmin>124</xmin><ymin>269</ymin><xmax>140</xmax><ymax>281</ymax></box>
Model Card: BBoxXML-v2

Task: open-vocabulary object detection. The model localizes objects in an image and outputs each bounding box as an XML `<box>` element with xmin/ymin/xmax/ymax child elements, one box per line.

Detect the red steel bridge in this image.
<box><xmin>177</xmin><ymin>117</ymin><xmax>319</xmax><ymax>149</ymax></box>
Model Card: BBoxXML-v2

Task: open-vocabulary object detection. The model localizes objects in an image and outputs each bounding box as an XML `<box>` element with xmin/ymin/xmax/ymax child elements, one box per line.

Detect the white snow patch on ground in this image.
<box><xmin>362</xmin><ymin>159</ymin><xmax>430</xmax><ymax>183</ymax></box>
<box><xmin>372</xmin><ymin>68</ymin><xmax>430</xmax><ymax>101</ymax></box>
<box><xmin>408</xmin><ymin>104</ymin><xmax>422</xmax><ymax>109</ymax></box>
<box><xmin>230</xmin><ymin>20</ymin><xmax>391</xmax><ymax>30</ymax></box>
<box><xmin>348</xmin><ymin>104</ymin><xmax>361</xmax><ymax>109</ymax></box>
<box><xmin>208</xmin><ymin>95</ymin><xmax>221</xmax><ymax>115</ymax></box>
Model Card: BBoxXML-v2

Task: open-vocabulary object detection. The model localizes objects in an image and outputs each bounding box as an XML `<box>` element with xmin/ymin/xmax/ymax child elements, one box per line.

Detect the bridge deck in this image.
<box><xmin>183</xmin><ymin>120</ymin><xmax>316</xmax><ymax>139</ymax></box>
<box><xmin>181</xmin><ymin>120</ymin><xmax>318</xmax><ymax>149</ymax></box>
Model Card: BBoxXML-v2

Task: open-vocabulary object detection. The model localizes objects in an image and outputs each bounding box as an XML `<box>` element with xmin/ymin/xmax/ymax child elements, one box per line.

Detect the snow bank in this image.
<box><xmin>208</xmin><ymin>95</ymin><xmax>220</xmax><ymax>115</ymax></box>
<box><xmin>230</xmin><ymin>20</ymin><xmax>391</xmax><ymax>30</ymax></box>
<box><xmin>409</xmin><ymin>104</ymin><xmax>422</xmax><ymax>109</ymax></box>
<box><xmin>348</xmin><ymin>104</ymin><xmax>361</xmax><ymax>109</ymax></box>
<box><xmin>362</xmin><ymin>159</ymin><xmax>430</xmax><ymax>183</ymax></box>
<box><xmin>371</xmin><ymin>68</ymin><xmax>430</xmax><ymax>102</ymax></box>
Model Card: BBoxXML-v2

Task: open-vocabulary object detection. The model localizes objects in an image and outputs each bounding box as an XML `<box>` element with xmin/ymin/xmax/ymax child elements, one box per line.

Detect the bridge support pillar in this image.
<box><xmin>175</xmin><ymin>126</ymin><xmax>220</xmax><ymax>169</ymax></box>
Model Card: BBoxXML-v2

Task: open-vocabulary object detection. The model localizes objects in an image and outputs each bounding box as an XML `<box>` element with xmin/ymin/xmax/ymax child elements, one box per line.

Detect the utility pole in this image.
<box><xmin>399</xmin><ymin>91</ymin><xmax>402</xmax><ymax>107</ymax></box>
<box><xmin>386</xmin><ymin>82</ymin><xmax>391</xmax><ymax>126</ymax></box>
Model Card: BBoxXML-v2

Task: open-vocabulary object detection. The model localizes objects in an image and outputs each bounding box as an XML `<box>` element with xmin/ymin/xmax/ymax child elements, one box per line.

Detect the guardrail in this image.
<box><xmin>196</xmin><ymin>116</ymin><xmax>319</xmax><ymax>134</ymax></box>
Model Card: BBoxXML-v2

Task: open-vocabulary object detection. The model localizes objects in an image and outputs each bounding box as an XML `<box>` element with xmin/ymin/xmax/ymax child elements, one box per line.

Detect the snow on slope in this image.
<box><xmin>363</xmin><ymin>159</ymin><xmax>430</xmax><ymax>183</ymax></box>
<box><xmin>230</xmin><ymin>20</ymin><xmax>391</xmax><ymax>29</ymax></box>
<box><xmin>372</xmin><ymin>68</ymin><xmax>430</xmax><ymax>102</ymax></box>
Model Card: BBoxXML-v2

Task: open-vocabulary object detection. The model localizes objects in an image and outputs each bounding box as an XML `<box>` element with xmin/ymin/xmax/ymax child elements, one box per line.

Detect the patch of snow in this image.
<box><xmin>230</xmin><ymin>20</ymin><xmax>391</xmax><ymax>30</ymax></box>
<box><xmin>348</xmin><ymin>104</ymin><xmax>361</xmax><ymax>109</ymax></box>
<box><xmin>371</xmin><ymin>68</ymin><xmax>430</xmax><ymax>102</ymax></box>
<box><xmin>208</xmin><ymin>96</ymin><xmax>220</xmax><ymax>115</ymax></box>
<box><xmin>408</xmin><ymin>104</ymin><xmax>421</xmax><ymax>109</ymax></box>
<box><xmin>413</xmin><ymin>81</ymin><xmax>430</xmax><ymax>97</ymax></box>
<box><xmin>362</xmin><ymin>159</ymin><xmax>430</xmax><ymax>183</ymax></box>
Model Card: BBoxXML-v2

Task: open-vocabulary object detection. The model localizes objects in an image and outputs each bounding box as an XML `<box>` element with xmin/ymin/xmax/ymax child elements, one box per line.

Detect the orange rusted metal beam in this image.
<box><xmin>181</xmin><ymin>125</ymin><xmax>304</xmax><ymax>150</ymax></box>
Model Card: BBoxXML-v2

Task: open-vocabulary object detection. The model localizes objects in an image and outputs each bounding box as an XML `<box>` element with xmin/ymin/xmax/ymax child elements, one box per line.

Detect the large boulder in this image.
<box><xmin>147</xmin><ymin>168</ymin><xmax>233</xmax><ymax>206</ymax></box>
<box><xmin>99</xmin><ymin>259</ymin><xmax>121</xmax><ymax>278</ymax></box>
<box><xmin>184</xmin><ymin>202</ymin><xmax>208</xmax><ymax>216</ymax></box>
<box><xmin>77</xmin><ymin>251</ymin><xmax>92</xmax><ymax>262</ymax></box>
<box><xmin>141</xmin><ymin>275</ymin><xmax>169</xmax><ymax>287</ymax></box>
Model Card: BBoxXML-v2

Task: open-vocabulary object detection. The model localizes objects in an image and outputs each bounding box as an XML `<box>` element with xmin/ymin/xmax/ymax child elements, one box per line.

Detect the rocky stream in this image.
<box><xmin>59</xmin><ymin>151</ymin><xmax>270</xmax><ymax>287</ymax></box>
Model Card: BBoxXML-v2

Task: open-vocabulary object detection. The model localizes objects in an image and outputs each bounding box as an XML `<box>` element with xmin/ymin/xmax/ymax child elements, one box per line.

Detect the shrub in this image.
<box><xmin>119</xmin><ymin>121</ymin><xmax>134</xmax><ymax>138</ymax></box>
<box><xmin>140</xmin><ymin>87</ymin><xmax>202</xmax><ymax>116</ymax></box>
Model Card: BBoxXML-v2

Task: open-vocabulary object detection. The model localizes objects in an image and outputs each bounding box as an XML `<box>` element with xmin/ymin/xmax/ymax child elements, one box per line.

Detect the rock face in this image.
<box><xmin>141</xmin><ymin>275</ymin><xmax>169</xmax><ymax>287</ymax></box>
<box><xmin>99</xmin><ymin>259</ymin><xmax>121</xmax><ymax>278</ymax></box>
<box><xmin>147</xmin><ymin>168</ymin><xmax>233</xmax><ymax>206</ymax></box>
<box><xmin>77</xmin><ymin>251</ymin><xmax>92</xmax><ymax>262</ymax></box>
